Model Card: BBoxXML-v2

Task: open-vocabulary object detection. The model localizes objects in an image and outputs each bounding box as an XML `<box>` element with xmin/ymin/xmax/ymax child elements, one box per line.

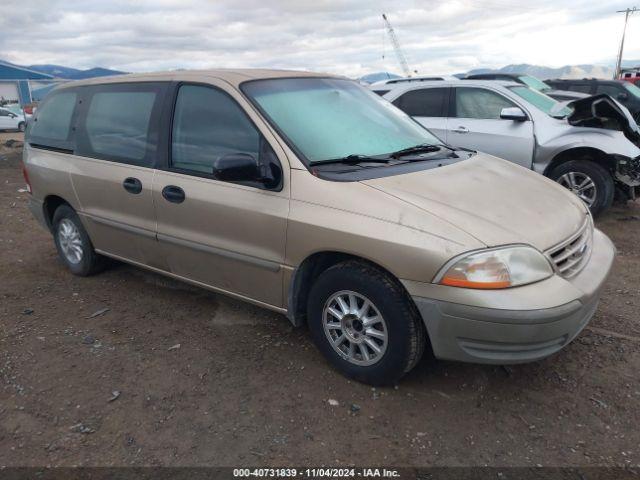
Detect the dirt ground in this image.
<box><xmin>1</xmin><ymin>131</ymin><xmax>639</xmax><ymax>468</ymax></box>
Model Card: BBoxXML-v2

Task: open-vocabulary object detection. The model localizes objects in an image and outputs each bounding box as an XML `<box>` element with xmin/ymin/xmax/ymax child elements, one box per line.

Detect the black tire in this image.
<box><xmin>548</xmin><ymin>160</ymin><xmax>614</xmax><ymax>217</ymax></box>
<box><xmin>307</xmin><ymin>260</ymin><xmax>426</xmax><ymax>386</ymax></box>
<box><xmin>18</xmin><ymin>122</ymin><xmax>25</xmax><ymax>132</ymax></box>
<box><xmin>52</xmin><ymin>205</ymin><xmax>106</xmax><ymax>276</ymax></box>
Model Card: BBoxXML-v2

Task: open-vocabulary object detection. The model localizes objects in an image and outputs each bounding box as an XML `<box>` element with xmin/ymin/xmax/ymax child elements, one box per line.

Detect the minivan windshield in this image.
<box><xmin>242</xmin><ymin>78</ymin><xmax>441</xmax><ymax>164</ymax></box>
<box><xmin>508</xmin><ymin>85</ymin><xmax>572</xmax><ymax>118</ymax></box>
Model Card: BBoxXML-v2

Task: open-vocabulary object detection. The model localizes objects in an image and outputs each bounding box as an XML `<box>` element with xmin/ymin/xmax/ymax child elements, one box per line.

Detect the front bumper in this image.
<box><xmin>411</xmin><ymin>228</ymin><xmax>615</xmax><ymax>364</ymax></box>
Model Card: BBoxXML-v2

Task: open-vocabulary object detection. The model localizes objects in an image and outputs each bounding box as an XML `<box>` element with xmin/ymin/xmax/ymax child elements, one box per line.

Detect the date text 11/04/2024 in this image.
<box><xmin>233</xmin><ymin>468</ymin><xmax>401</xmax><ymax>478</ymax></box>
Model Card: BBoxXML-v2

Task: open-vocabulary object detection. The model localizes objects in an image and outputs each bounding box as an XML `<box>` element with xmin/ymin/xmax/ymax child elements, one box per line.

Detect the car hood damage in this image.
<box><xmin>566</xmin><ymin>94</ymin><xmax>640</xmax><ymax>187</ymax></box>
<box><xmin>362</xmin><ymin>155</ymin><xmax>588</xmax><ymax>252</ymax></box>
<box><xmin>567</xmin><ymin>94</ymin><xmax>640</xmax><ymax>147</ymax></box>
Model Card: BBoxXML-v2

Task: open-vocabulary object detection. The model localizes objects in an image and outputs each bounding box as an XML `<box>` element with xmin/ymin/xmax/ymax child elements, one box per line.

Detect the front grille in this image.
<box><xmin>546</xmin><ymin>217</ymin><xmax>593</xmax><ymax>278</ymax></box>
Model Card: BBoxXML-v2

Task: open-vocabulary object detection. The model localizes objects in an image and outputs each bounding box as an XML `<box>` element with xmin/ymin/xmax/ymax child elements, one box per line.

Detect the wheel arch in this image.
<box><xmin>286</xmin><ymin>251</ymin><xmax>415</xmax><ymax>328</ymax></box>
<box><xmin>543</xmin><ymin>147</ymin><xmax>616</xmax><ymax>177</ymax></box>
<box><xmin>42</xmin><ymin>195</ymin><xmax>72</xmax><ymax>231</ymax></box>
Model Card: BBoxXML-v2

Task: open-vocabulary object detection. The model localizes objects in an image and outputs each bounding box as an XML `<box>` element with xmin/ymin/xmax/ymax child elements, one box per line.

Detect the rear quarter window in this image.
<box><xmin>28</xmin><ymin>91</ymin><xmax>77</xmax><ymax>151</ymax></box>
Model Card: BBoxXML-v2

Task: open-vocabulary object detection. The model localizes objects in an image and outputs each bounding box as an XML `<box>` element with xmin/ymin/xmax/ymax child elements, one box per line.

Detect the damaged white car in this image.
<box><xmin>373</xmin><ymin>79</ymin><xmax>640</xmax><ymax>216</ymax></box>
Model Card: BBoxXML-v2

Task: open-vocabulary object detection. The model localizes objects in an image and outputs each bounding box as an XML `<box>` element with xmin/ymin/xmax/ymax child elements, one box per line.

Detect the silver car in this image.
<box><xmin>374</xmin><ymin>79</ymin><xmax>640</xmax><ymax>216</ymax></box>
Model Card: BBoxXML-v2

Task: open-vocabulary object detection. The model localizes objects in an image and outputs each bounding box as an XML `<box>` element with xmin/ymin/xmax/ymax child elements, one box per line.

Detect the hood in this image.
<box><xmin>567</xmin><ymin>94</ymin><xmax>640</xmax><ymax>147</ymax></box>
<box><xmin>362</xmin><ymin>155</ymin><xmax>588</xmax><ymax>251</ymax></box>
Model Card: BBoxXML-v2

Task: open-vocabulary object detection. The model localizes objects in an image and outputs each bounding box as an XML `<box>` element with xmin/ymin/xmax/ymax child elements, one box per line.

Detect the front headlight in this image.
<box><xmin>434</xmin><ymin>246</ymin><xmax>553</xmax><ymax>289</ymax></box>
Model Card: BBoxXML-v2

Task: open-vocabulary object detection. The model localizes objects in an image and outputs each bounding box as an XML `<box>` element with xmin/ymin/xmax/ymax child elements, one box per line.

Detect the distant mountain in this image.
<box><xmin>464</xmin><ymin>60</ymin><xmax>640</xmax><ymax>80</ymax></box>
<box><xmin>27</xmin><ymin>64</ymin><xmax>126</xmax><ymax>79</ymax></box>
<box><xmin>363</xmin><ymin>61</ymin><xmax>640</xmax><ymax>84</ymax></box>
<box><xmin>70</xmin><ymin>67</ymin><xmax>126</xmax><ymax>79</ymax></box>
<box><xmin>359</xmin><ymin>72</ymin><xmax>401</xmax><ymax>84</ymax></box>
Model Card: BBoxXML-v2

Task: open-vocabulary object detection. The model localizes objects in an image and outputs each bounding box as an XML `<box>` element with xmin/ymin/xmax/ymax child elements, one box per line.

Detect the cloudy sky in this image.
<box><xmin>1</xmin><ymin>0</ymin><xmax>638</xmax><ymax>77</ymax></box>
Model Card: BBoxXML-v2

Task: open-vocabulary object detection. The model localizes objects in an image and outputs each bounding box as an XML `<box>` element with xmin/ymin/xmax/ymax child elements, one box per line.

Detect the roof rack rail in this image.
<box><xmin>386</xmin><ymin>77</ymin><xmax>446</xmax><ymax>84</ymax></box>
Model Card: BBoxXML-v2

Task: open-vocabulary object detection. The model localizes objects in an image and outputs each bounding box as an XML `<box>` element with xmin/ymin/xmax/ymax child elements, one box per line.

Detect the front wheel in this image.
<box><xmin>18</xmin><ymin>122</ymin><xmax>25</xmax><ymax>132</ymax></box>
<box><xmin>307</xmin><ymin>261</ymin><xmax>426</xmax><ymax>385</ymax></box>
<box><xmin>549</xmin><ymin>160</ymin><xmax>614</xmax><ymax>217</ymax></box>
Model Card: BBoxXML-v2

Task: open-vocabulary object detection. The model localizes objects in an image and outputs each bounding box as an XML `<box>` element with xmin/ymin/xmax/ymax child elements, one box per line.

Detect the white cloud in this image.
<box><xmin>0</xmin><ymin>0</ymin><xmax>637</xmax><ymax>76</ymax></box>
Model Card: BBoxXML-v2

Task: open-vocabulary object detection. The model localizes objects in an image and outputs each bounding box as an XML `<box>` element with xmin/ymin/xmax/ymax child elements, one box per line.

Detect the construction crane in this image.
<box><xmin>382</xmin><ymin>13</ymin><xmax>413</xmax><ymax>77</ymax></box>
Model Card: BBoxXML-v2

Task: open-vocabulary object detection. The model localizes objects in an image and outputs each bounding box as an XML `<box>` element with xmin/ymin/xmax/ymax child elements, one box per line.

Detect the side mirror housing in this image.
<box><xmin>500</xmin><ymin>107</ymin><xmax>528</xmax><ymax>122</ymax></box>
<box><xmin>212</xmin><ymin>153</ymin><xmax>259</xmax><ymax>182</ymax></box>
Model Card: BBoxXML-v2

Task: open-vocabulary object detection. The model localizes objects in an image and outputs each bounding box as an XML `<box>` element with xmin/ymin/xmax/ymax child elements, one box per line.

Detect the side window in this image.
<box><xmin>75</xmin><ymin>83</ymin><xmax>166</xmax><ymax>167</ymax></box>
<box><xmin>454</xmin><ymin>88</ymin><xmax>515</xmax><ymax>119</ymax></box>
<box><xmin>0</xmin><ymin>109</ymin><xmax>10</xmax><ymax>116</ymax></box>
<box><xmin>568</xmin><ymin>83</ymin><xmax>592</xmax><ymax>94</ymax></box>
<box><xmin>393</xmin><ymin>88</ymin><xmax>447</xmax><ymax>117</ymax></box>
<box><xmin>171</xmin><ymin>85</ymin><xmax>260</xmax><ymax>175</ymax></box>
<box><xmin>83</xmin><ymin>90</ymin><xmax>156</xmax><ymax>165</ymax></box>
<box><xmin>28</xmin><ymin>91</ymin><xmax>77</xmax><ymax>148</ymax></box>
<box><xmin>596</xmin><ymin>84</ymin><xmax>623</xmax><ymax>97</ymax></box>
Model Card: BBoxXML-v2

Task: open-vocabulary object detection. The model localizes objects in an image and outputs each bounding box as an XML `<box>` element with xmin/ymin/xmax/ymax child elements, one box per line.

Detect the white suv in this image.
<box><xmin>372</xmin><ymin>79</ymin><xmax>640</xmax><ymax>216</ymax></box>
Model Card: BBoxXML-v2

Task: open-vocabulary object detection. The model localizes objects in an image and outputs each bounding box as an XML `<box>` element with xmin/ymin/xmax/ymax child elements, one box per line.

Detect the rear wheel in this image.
<box><xmin>52</xmin><ymin>205</ymin><xmax>105</xmax><ymax>276</ymax></box>
<box><xmin>307</xmin><ymin>261</ymin><xmax>426</xmax><ymax>385</ymax></box>
<box><xmin>549</xmin><ymin>160</ymin><xmax>614</xmax><ymax>217</ymax></box>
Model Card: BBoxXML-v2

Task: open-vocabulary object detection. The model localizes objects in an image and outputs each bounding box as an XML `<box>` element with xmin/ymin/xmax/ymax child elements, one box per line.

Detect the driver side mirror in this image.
<box><xmin>212</xmin><ymin>153</ymin><xmax>259</xmax><ymax>182</ymax></box>
<box><xmin>500</xmin><ymin>107</ymin><xmax>528</xmax><ymax>122</ymax></box>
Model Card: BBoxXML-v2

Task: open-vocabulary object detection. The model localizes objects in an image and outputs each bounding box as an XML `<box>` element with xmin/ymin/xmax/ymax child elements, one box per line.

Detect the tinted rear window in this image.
<box><xmin>393</xmin><ymin>88</ymin><xmax>448</xmax><ymax>117</ymax></box>
<box><xmin>75</xmin><ymin>83</ymin><xmax>167</xmax><ymax>167</ymax></box>
<box><xmin>86</xmin><ymin>92</ymin><xmax>155</xmax><ymax>163</ymax></box>
<box><xmin>28</xmin><ymin>91</ymin><xmax>77</xmax><ymax>149</ymax></box>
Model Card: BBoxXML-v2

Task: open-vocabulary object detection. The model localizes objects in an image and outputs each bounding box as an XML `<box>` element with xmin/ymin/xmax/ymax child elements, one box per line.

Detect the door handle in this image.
<box><xmin>162</xmin><ymin>185</ymin><xmax>185</xmax><ymax>204</ymax></box>
<box><xmin>452</xmin><ymin>126</ymin><xmax>470</xmax><ymax>134</ymax></box>
<box><xmin>123</xmin><ymin>177</ymin><xmax>142</xmax><ymax>194</ymax></box>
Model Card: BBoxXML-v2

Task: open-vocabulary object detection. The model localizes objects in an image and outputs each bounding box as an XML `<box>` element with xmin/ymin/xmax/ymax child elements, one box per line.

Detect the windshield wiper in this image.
<box><xmin>311</xmin><ymin>154</ymin><xmax>392</xmax><ymax>166</ymax></box>
<box><xmin>389</xmin><ymin>143</ymin><xmax>442</xmax><ymax>159</ymax></box>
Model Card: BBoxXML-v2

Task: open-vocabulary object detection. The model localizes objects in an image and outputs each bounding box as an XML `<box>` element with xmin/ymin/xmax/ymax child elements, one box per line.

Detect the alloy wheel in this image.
<box><xmin>58</xmin><ymin>219</ymin><xmax>84</xmax><ymax>264</ymax></box>
<box><xmin>322</xmin><ymin>290</ymin><xmax>388</xmax><ymax>366</ymax></box>
<box><xmin>557</xmin><ymin>171</ymin><xmax>597</xmax><ymax>207</ymax></box>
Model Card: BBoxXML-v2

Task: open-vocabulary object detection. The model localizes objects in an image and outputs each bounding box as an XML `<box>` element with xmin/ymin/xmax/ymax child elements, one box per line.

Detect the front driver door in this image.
<box><xmin>153</xmin><ymin>82</ymin><xmax>289</xmax><ymax>309</ymax></box>
<box><xmin>448</xmin><ymin>86</ymin><xmax>534</xmax><ymax>168</ymax></box>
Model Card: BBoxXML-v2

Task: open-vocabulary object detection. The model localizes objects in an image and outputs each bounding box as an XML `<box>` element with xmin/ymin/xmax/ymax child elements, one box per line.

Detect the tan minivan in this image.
<box><xmin>24</xmin><ymin>70</ymin><xmax>615</xmax><ymax>385</ymax></box>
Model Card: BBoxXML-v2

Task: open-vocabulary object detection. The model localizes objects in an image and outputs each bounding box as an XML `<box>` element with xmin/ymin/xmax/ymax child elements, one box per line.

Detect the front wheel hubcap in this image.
<box><xmin>58</xmin><ymin>219</ymin><xmax>83</xmax><ymax>264</ymax></box>
<box><xmin>557</xmin><ymin>172</ymin><xmax>597</xmax><ymax>207</ymax></box>
<box><xmin>322</xmin><ymin>290</ymin><xmax>388</xmax><ymax>366</ymax></box>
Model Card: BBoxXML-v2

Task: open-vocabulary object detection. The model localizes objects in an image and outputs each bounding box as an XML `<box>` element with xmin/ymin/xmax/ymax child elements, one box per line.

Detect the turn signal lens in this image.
<box><xmin>437</xmin><ymin>246</ymin><xmax>553</xmax><ymax>289</ymax></box>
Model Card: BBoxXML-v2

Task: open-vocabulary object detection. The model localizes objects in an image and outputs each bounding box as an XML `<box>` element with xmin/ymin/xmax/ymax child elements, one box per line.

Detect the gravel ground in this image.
<box><xmin>1</xmin><ymin>133</ymin><xmax>639</xmax><ymax>468</ymax></box>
